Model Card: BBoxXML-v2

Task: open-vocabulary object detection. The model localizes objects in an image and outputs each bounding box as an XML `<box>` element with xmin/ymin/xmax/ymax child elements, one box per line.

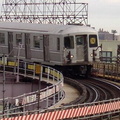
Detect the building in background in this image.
<box><xmin>100</xmin><ymin>40</ymin><xmax>120</xmax><ymax>63</ymax></box>
<box><xmin>98</xmin><ymin>29</ymin><xmax>119</xmax><ymax>41</ymax></box>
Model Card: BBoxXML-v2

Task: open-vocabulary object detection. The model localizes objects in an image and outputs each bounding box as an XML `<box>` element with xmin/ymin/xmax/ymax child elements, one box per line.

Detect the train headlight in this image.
<box><xmin>71</xmin><ymin>55</ymin><xmax>74</xmax><ymax>58</ymax></box>
<box><xmin>90</xmin><ymin>53</ymin><xmax>93</xmax><ymax>57</ymax></box>
<box><xmin>90</xmin><ymin>53</ymin><xmax>97</xmax><ymax>57</ymax></box>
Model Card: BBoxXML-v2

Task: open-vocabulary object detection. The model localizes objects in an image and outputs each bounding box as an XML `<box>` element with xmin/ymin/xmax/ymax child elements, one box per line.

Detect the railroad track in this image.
<box><xmin>64</xmin><ymin>77</ymin><xmax>120</xmax><ymax>120</ymax></box>
<box><xmin>65</xmin><ymin>77</ymin><xmax>120</xmax><ymax>105</ymax></box>
<box><xmin>80</xmin><ymin>78</ymin><xmax>120</xmax><ymax>101</ymax></box>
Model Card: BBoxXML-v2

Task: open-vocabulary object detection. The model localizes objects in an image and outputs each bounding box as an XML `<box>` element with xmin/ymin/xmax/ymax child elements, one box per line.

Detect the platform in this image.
<box><xmin>51</xmin><ymin>83</ymin><xmax>80</xmax><ymax>108</ymax></box>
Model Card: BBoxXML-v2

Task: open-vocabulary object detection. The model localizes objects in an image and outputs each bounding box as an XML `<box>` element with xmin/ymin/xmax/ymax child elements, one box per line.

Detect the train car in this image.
<box><xmin>0</xmin><ymin>22</ymin><xmax>100</xmax><ymax>76</ymax></box>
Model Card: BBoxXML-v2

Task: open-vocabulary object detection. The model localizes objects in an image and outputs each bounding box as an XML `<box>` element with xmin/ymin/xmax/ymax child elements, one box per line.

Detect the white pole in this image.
<box><xmin>16</xmin><ymin>43</ymin><xmax>22</xmax><ymax>82</ymax></box>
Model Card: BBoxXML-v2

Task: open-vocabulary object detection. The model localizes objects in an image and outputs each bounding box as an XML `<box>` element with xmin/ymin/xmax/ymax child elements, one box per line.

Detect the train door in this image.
<box><xmin>25</xmin><ymin>33</ymin><xmax>31</xmax><ymax>59</ymax></box>
<box><xmin>76</xmin><ymin>35</ymin><xmax>87</xmax><ymax>61</ymax></box>
<box><xmin>8</xmin><ymin>32</ymin><xmax>14</xmax><ymax>57</ymax></box>
<box><xmin>64</xmin><ymin>36</ymin><xmax>74</xmax><ymax>63</ymax></box>
<box><xmin>43</xmin><ymin>35</ymin><xmax>50</xmax><ymax>62</ymax></box>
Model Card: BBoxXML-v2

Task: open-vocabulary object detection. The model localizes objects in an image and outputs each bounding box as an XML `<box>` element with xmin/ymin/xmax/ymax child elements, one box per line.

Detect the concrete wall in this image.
<box><xmin>100</xmin><ymin>40</ymin><xmax>120</xmax><ymax>57</ymax></box>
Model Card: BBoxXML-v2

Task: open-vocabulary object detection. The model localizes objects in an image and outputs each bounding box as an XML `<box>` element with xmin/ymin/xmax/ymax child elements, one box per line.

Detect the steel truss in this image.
<box><xmin>0</xmin><ymin>0</ymin><xmax>88</xmax><ymax>25</ymax></box>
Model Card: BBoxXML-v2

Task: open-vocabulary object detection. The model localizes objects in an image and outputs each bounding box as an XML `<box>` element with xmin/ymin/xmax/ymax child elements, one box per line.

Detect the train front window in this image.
<box><xmin>89</xmin><ymin>35</ymin><xmax>98</xmax><ymax>47</ymax></box>
<box><xmin>64</xmin><ymin>36</ymin><xmax>74</xmax><ymax>49</ymax></box>
<box><xmin>76</xmin><ymin>36</ymin><xmax>85</xmax><ymax>45</ymax></box>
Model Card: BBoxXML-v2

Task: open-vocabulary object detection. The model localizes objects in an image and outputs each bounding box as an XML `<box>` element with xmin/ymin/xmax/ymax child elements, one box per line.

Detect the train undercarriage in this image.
<box><xmin>54</xmin><ymin>64</ymin><xmax>92</xmax><ymax>78</ymax></box>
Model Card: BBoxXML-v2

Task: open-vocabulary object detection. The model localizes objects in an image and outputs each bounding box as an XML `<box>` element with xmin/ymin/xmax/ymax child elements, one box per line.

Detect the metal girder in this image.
<box><xmin>0</xmin><ymin>0</ymin><xmax>88</xmax><ymax>25</ymax></box>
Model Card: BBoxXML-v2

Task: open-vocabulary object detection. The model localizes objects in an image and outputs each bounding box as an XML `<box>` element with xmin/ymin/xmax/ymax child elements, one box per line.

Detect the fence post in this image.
<box><xmin>33</xmin><ymin>63</ymin><xmax>35</xmax><ymax>79</ymax></box>
<box><xmin>47</xmin><ymin>67</ymin><xmax>50</xmax><ymax>82</ymax></box>
<box><xmin>24</xmin><ymin>62</ymin><xmax>27</xmax><ymax>77</ymax></box>
<box><xmin>53</xmin><ymin>69</ymin><xmax>55</xmax><ymax>82</ymax></box>
<box><xmin>53</xmin><ymin>85</ymin><xmax>56</xmax><ymax>105</ymax></box>
<box><xmin>7</xmin><ymin>99</ymin><xmax>10</xmax><ymax>118</ymax></box>
<box><xmin>58</xmin><ymin>85</ymin><xmax>60</xmax><ymax>102</ymax></box>
<box><xmin>23</xmin><ymin>93</ymin><xmax>26</xmax><ymax>115</ymax></box>
<box><xmin>46</xmin><ymin>87</ymin><xmax>48</xmax><ymax>108</ymax></box>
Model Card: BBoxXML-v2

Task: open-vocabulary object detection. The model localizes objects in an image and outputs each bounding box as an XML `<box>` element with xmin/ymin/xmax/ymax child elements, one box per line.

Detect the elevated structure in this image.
<box><xmin>0</xmin><ymin>59</ymin><xmax>64</xmax><ymax>117</ymax></box>
<box><xmin>0</xmin><ymin>0</ymin><xmax>88</xmax><ymax>25</ymax></box>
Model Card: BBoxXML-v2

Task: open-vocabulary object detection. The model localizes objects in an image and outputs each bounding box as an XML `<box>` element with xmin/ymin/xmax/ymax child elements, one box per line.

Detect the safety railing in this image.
<box><xmin>99</xmin><ymin>56</ymin><xmax>117</xmax><ymax>63</ymax></box>
<box><xmin>38</xmin><ymin>98</ymin><xmax>120</xmax><ymax>120</ymax></box>
<box><xmin>92</xmin><ymin>62</ymin><xmax>120</xmax><ymax>80</ymax></box>
<box><xmin>1</xmin><ymin>97</ymin><xmax>120</xmax><ymax>120</ymax></box>
<box><xmin>0</xmin><ymin>58</ymin><xmax>64</xmax><ymax>118</ymax></box>
<box><xmin>0</xmin><ymin>58</ymin><xmax>120</xmax><ymax>119</ymax></box>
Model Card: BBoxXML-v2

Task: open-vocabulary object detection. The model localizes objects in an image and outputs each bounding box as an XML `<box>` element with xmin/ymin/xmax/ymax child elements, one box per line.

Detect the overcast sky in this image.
<box><xmin>0</xmin><ymin>0</ymin><xmax>120</xmax><ymax>34</ymax></box>
<box><xmin>84</xmin><ymin>0</ymin><xmax>120</xmax><ymax>34</ymax></box>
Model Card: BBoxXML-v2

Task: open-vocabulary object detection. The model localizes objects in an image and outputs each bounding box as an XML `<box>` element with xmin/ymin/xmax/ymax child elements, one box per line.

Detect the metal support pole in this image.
<box><xmin>53</xmin><ymin>85</ymin><xmax>56</xmax><ymax>105</ymax></box>
<box><xmin>16</xmin><ymin>44</ymin><xmax>22</xmax><ymax>82</ymax></box>
<box><xmin>16</xmin><ymin>44</ymin><xmax>20</xmax><ymax>82</ymax></box>
<box><xmin>14</xmin><ymin>62</ymin><xmax>16</xmax><ymax>74</ymax></box>
<box><xmin>47</xmin><ymin>67</ymin><xmax>50</xmax><ymax>82</ymax></box>
<box><xmin>58</xmin><ymin>89</ymin><xmax>60</xmax><ymax>102</ymax></box>
<box><xmin>57</xmin><ymin>72</ymin><xmax>59</xmax><ymax>82</ymax></box>
<box><xmin>53</xmin><ymin>70</ymin><xmax>55</xmax><ymax>82</ymax></box>
<box><xmin>46</xmin><ymin>87</ymin><xmax>48</xmax><ymax>108</ymax></box>
<box><xmin>24</xmin><ymin>62</ymin><xmax>26</xmax><ymax>77</ymax></box>
<box><xmin>7</xmin><ymin>100</ymin><xmax>9</xmax><ymax>118</ymax></box>
<box><xmin>23</xmin><ymin>94</ymin><xmax>26</xmax><ymax>115</ymax></box>
<box><xmin>37</xmin><ymin>76</ymin><xmax>41</xmax><ymax>111</ymax></box>
<box><xmin>2</xmin><ymin>54</ymin><xmax>6</xmax><ymax>118</ymax></box>
<box><xmin>37</xmin><ymin>65</ymin><xmax>42</xmax><ymax>112</ymax></box>
<box><xmin>33</xmin><ymin>63</ymin><xmax>35</xmax><ymax>79</ymax></box>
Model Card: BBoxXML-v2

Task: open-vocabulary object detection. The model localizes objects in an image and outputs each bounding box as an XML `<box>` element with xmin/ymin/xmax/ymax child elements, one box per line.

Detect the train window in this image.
<box><xmin>89</xmin><ymin>35</ymin><xmax>98</xmax><ymax>47</ymax></box>
<box><xmin>0</xmin><ymin>33</ymin><xmax>5</xmax><ymax>44</ymax></box>
<box><xmin>57</xmin><ymin>38</ymin><xmax>60</xmax><ymax>50</ymax></box>
<box><xmin>64</xmin><ymin>36</ymin><xmax>74</xmax><ymax>49</ymax></box>
<box><xmin>33</xmin><ymin>36</ymin><xmax>40</xmax><ymax>48</ymax></box>
<box><xmin>16</xmin><ymin>33</ymin><xmax>22</xmax><ymax>45</ymax></box>
<box><xmin>76</xmin><ymin>36</ymin><xmax>84</xmax><ymax>45</ymax></box>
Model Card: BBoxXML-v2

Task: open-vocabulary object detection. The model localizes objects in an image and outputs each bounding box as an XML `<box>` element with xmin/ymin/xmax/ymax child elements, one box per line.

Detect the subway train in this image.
<box><xmin>0</xmin><ymin>22</ymin><xmax>100</xmax><ymax>76</ymax></box>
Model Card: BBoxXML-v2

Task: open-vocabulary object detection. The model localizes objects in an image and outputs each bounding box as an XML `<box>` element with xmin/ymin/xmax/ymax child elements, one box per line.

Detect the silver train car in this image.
<box><xmin>0</xmin><ymin>22</ymin><xmax>100</xmax><ymax>76</ymax></box>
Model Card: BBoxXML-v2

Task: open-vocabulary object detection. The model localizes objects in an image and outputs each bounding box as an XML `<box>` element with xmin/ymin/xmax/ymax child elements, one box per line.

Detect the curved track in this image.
<box><xmin>67</xmin><ymin>77</ymin><xmax>120</xmax><ymax>104</ymax></box>
<box><xmin>64</xmin><ymin>77</ymin><xmax>120</xmax><ymax>120</ymax></box>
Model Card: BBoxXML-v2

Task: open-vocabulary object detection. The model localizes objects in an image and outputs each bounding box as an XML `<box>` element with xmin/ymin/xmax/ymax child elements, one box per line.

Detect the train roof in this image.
<box><xmin>0</xmin><ymin>22</ymin><xmax>97</xmax><ymax>35</ymax></box>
